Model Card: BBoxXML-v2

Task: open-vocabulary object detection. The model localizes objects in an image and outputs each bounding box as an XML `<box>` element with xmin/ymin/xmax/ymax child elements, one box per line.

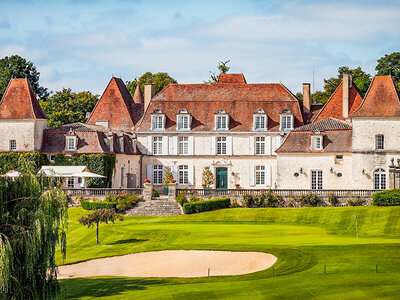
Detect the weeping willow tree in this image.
<box><xmin>0</xmin><ymin>166</ymin><xmax>68</xmax><ymax>299</ymax></box>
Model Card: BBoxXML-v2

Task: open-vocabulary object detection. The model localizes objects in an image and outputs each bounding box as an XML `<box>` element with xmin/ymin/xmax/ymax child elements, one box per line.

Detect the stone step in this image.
<box><xmin>125</xmin><ymin>199</ymin><xmax>182</xmax><ymax>216</ymax></box>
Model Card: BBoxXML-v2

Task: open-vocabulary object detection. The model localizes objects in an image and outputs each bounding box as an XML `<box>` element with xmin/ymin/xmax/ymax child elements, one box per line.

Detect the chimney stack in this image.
<box><xmin>144</xmin><ymin>83</ymin><xmax>153</xmax><ymax>111</ymax></box>
<box><xmin>342</xmin><ymin>74</ymin><xmax>351</xmax><ymax>119</ymax></box>
<box><xmin>302</xmin><ymin>83</ymin><xmax>311</xmax><ymax>113</ymax></box>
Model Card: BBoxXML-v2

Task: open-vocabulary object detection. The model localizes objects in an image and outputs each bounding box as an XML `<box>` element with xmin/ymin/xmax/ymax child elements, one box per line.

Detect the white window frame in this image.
<box><xmin>311</xmin><ymin>170</ymin><xmax>323</xmax><ymax>190</ymax></box>
<box><xmin>253</xmin><ymin>114</ymin><xmax>267</xmax><ymax>131</ymax></box>
<box><xmin>151</xmin><ymin>114</ymin><xmax>165</xmax><ymax>131</ymax></box>
<box><xmin>177</xmin><ymin>114</ymin><xmax>191</xmax><ymax>131</ymax></box>
<box><xmin>375</xmin><ymin>135</ymin><xmax>384</xmax><ymax>150</ymax></box>
<box><xmin>311</xmin><ymin>135</ymin><xmax>323</xmax><ymax>150</ymax></box>
<box><xmin>66</xmin><ymin>137</ymin><xmax>76</xmax><ymax>151</ymax></box>
<box><xmin>217</xmin><ymin>136</ymin><xmax>227</xmax><ymax>155</ymax></box>
<box><xmin>255</xmin><ymin>166</ymin><xmax>266</xmax><ymax>185</ymax></box>
<box><xmin>280</xmin><ymin>113</ymin><xmax>293</xmax><ymax>131</ymax></box>
<box><xmin>374</xmin><ymin>168</ymin><xmax>386</xmax><ymax>190</ymax></box>
<box><xmin>178</xmin><ymin>136</ymin><xmax>189</xmax><ymax>155</ymax></box>
<box><xmin>178</xmin><ymin>165</ymin><xmax>189</xmax><ymax>185</ymax></box>
<box><xmin>9</xmin><ymin>140</ymin><xmax>16</xmax><ymax>151</ymax></box>
<box><xmin>215</xmin><ymin>114</ymin><xmax>229</xmax><ymax>131</ymax></box>
<box><xmin>152</xmin><ymin>136</ymin><xmax>163</xmax><ymax>155</ymax></box>
<box><xmin>153</xmin><ymin>165</ymin><xmax>163</xmax><ymax>185</ymax></box>
<box><xmin>255</xmin><ymin>137</ymin><xmax>266</xmax><ymax>155</ymax></box>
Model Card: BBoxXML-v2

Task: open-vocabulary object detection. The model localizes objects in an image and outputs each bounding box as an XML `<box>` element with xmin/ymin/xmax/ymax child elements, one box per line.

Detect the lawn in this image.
<box><xmin>58</xmin><ymin>206</ymin><xmax>400</xmax><ymax>299</ymax></box>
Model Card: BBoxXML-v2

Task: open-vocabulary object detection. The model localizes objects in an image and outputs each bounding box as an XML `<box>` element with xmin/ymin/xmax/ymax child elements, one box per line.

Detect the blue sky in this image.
<box><xmin>1</xmin><ymin>0</ymin><xmax>400</xmax><ymax>95</ymax></box>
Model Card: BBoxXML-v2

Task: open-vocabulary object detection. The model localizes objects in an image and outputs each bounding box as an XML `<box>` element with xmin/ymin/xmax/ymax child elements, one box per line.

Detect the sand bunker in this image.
<box><xmin>58</xmin><ymin>250</ymin><xmax>277</xmax><ymax>279</ymax></box>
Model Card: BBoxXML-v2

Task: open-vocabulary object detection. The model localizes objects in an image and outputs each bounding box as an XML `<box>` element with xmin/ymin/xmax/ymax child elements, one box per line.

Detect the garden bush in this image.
<box><xmin>189</xmin><ymin>195</ymin><xmax>201</xmax><ymax>202</ymax></box>
<box><xmin>298</xmin><ymin>193</ymin><xmax>322</xmax><ymax>207</ymax></box>
<box><xmin>183</xmin><ymin>197</ymin><xmax>230</xmax><ymax>214</ymax></box>
<box><xmin>328</xmin><ymin>193</ymin><xmax>339</xmax><ymax>206</ymax></box>
<box><xmin>81</xmin><ymin>200</ymin><xmax>116</xmax><ymax>210</ymax></box>
<box><xmin>152</xmin><ymin>187</ymin><xmax>160</xmax><ymax>198</ymax></box>
<box><xmin>104</xmin><ymin>193</ymin><xmax>141</xmax><ymax>211</ymax></box>
<box><xmin>242</xmin><ymin>191</ymin><xmax>281</xmax><ymax>208</ymax></box>
<box><xmin>372</xmin><ymin>189</ymin><xmax>400</xmax><ymax>206</ymax></box>
<box><xmin>346</xmin><ymin>197</ymin><xmax>365</xmax><ymax>206</ymax></box>
<box><xmin>175</xmin><ymin>193</ymin><xmax>188</xmax><ymax>206</ymax></box>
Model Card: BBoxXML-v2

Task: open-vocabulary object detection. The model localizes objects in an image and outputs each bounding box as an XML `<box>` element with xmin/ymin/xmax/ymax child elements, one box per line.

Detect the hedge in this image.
<box><xmin>0</xmin><ymin>152</ymin><xmax>48</xmax><ymax>174</ymax></box>
<box><xmin>81</xmin><ymin>200</ymin><xmax>116</xmax><ymax>210</ymax></box>
<box><xmin>372</xmin><ymin>189</ymin><xmax>400</xmax><ymax>206</ymax></box>
<box><xmin>183</xmin><ymin>197</ymin><xmax>230</xmax><ymax>214</ymax></box>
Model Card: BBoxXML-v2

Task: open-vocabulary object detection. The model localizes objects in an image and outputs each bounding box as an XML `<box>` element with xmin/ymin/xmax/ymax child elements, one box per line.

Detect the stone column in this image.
<box><xmin>168</xmin><ymin>183</ymin><xmax>177</xmax><ymax>201</ymax></box>
<box><xmin>143</xmin><ymin>183</ymin><xmax>153</xmax><ymax>201</ymax></box>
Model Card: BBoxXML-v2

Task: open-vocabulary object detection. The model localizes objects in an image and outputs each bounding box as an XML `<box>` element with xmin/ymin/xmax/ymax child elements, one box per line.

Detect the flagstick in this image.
<box><xmin>356</xmin><ymin>218</ymin><xmax>358</xmax><ymax>240</ymax></box>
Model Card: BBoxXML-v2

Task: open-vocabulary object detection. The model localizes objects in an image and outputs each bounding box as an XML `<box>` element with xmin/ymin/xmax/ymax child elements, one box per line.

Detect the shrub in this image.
<box><xmin>183</xmin><ymin>197</ymin><xmax>230</xmax><ymax>214</ymax></box>
<box><xmin>189</xmin><ymin>195</ymin><xmax>201</xmax><ymax>202</ymax></box>
<box><xmin>299</xmin><ymin>193</ymin><xmax>321</xmax><ymax>207</ymax></box>
<box><xmin>81</xmin><ymin>200</ymin><xmax>116</xmax><ymax>210</ymax></box>
<box><xmin>152</xmin><ymin>187</ymin><xmax>160</xmax><ymax>198</ymax></box>
<box><xmin>72</xmin><ymin>195</ymin><xmax>85</xmax><ymax>204</ymax></box>
<box><xmin>242</xmin><ymin>192</ymin><xmax>281</xmax><ymax>208</ymax></box>
<box><xmin>372</xmin><ymin>189</ymin><xmax>400</xmax><ymax>206</ymax></box>
<box><xmin>253</xmin><ymin>195</ymin><xmax>265</xmax><ymax>207</ymax></box>
<box><xmin>242</xmin><ymin>195</ymin><xmax>254</xmax><ymax>208</ymax></box>
<box><xmin>105</xmin><ymin>194</ymin><xmax>118</xmax><ymax>202</ymax></box>
<box><xmin>176</xmin><ymin>193</ymin><xmax>188</xmax><ymax>206</ymax></box>
<box><xmin>265</xmin><ymin>191</ymin><xmax>281</xmax><ymax>207</ymax></box>
<box><xmin>346</xmin><ymin>197</ymin><xmax>365</xmax><ymax>206</ymax></box>
<box><xmin>116</xmin><ymin>193</ymin><xmax>141</xmax><ymax>211</ymax></box>
<box><xmin>328</xmin><ymin>193</ymin><xmax>339</xmax><ymax>206</ymax></box>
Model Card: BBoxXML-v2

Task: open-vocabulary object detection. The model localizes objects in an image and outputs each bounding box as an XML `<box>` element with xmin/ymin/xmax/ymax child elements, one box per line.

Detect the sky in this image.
<box><xmin>1</xmin><ymin>0</ymin><xmax>400</xmax><ymax>95</ymax></box>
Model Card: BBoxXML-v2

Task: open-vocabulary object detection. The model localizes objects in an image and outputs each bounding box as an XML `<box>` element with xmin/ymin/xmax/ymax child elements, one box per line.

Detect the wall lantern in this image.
<box><xmin>294</xmin><ymin>172</ymin><xmax>299</xmax><ymax>177</ymax></box>
<box><xmin>337</xmin><ymin>172</ymin><xmax>342</xmax><ymax>177</ymax></box>
<box><xmin>362</xmin><ymin>168</ymin><xmax>365</xmax><ymax>175</ymax></box>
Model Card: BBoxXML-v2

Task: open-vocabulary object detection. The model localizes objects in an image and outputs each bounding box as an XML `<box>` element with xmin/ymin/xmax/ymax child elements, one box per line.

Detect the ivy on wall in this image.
<box><xmin>0</xmin><ymin>152</ymin><xmax>116</xmax><ymax>188</ymax></box>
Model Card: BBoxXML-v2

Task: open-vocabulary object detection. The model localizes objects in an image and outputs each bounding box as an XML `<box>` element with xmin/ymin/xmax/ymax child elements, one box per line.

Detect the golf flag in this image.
<box><xmin>354</xmin><ymin>215</ymin><xmax>357</xmax><ymax>221</ymax></box>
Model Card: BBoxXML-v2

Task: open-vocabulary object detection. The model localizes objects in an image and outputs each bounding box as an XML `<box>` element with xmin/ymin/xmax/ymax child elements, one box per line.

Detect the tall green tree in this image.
<box><xmin>0</xmin><ymin>55</ymin><xmax>49</xmax><ymax>100</ymax></box>
<box><xmin>376</xmin><ymin>52</ymin><xmax>400</xmax><ymax>92</ymax></box>
<box><xmin>205</xmin><ymin>60</ymin><xmax>231</xmax><ymax>83</ymax></box>
<box><xmin>126</xmin><ymin>72</ymin><xmax>177</xmax><ymax>98</ymax></box>
<box><xmin>39</xmin><ymin>89</ymin><xmax>99</xmax><ymax>128</ymax></box>
<box><xmin>0</xmin><ymin>173</ymin><xmax>68</xmax><ymax>299</ymax></box>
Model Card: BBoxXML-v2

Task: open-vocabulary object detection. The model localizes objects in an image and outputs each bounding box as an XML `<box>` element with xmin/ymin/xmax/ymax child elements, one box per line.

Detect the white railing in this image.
<box><xmin>63</xmin><ymin>188</ymin><xmax>143</xmax><ymax>198</ymax></box>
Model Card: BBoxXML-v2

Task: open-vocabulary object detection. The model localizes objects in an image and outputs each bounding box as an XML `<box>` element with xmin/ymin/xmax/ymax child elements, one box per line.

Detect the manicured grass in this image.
<box><xmin>58</xmin><ymin>207</ymin><xmax>400</xmax><ymax>299</ymax></box>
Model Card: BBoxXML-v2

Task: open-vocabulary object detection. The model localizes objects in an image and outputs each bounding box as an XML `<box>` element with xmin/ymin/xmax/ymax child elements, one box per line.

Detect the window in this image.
<box><xmin>312</xmin><ymin>136</ymin><xmax>322</xmax><ymax>150</ymax></box>
<box><xmin>336</xmin><ymin>155</ymin><xmax>343</xmax><ymax>159</ymax></box>
<box><xmin>216</xmin><ymin>116</ymin><xmax>228</xmax><ymax>130</ymax></box>
<box><xmin>152</xmin><ymin>137</ymin><xmax>163</xmax><ymax>155</ymax></box>
<box><xmin>311</xmin><ymin>170</ymin><xmax>323</xmax><ymax>190</ymax></box>
<box><xmin>217</xmin><ymin>137</ymin><xmax>227</xmax><ymax>155</ymax></box>
<box><xmin>178</xmin><ymin>136</ymin><xmax>189</xmax><ymax>155</ymax></box>
<box><xmin>67</xmin><ymin>138</ymin><xmax>76</xmax><ymax>151</ymax></box>
<box><xmin>374</xmin><ymin>169</ymin><xmax>386</xmax><ymax>190</ymax></box>
<box><xmin>178</xmin><ymin>165</ymin><xmax>189</xmax><ymax>185</ymax></box>
<box><xmin>255</xmin><ymin>137</ymin><xmax>265</xmax><ymax>155</ymax></box>
<box><xmin>375</xmin><ymin>135</ymin><xmax>384</xmax><ymax>150</ymax></box>
<box><xmin>177</xmin><ymin>115</ymin><xmax>190</xmax><ymax>130</ymax></box>
<box><xmin>153</xmin><ymin>165</ymin><xmax>163</xmax><ymax>185</ymax></box>
<box><xmin>280</xmin><ymin>113</ymin><xmax>293</xmax><ymax>131</ymax></box>
<box><xmin>254</xmin><ymin>115</ymin><xmax>266</xmax><ymax>131</ymax></box>
<box><xmin>9</xmin><ymin>140</ymin><xmax>16</xmax><ymax>151</ymax></box>
<box><xmin>151</xmin><ymin>115</ymin><xmax>164</xmax><ymax>130</ymax></box>
<box><xmin>67</xmin><ymin>177</ymin><xmax>74</xmax><ymax>188</ymax></box>
<box><xmin>255</xmin><ymin>166</ymin><xmax>266</xmax><ymax>185</ymax></box>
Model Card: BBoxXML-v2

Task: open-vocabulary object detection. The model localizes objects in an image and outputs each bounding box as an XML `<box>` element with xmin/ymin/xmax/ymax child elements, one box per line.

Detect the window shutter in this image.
<box><xmin>146</xmin><ymin>136</ymin><xmax>153</xmax><ymax>155</ymax></box>
<box><xmin>249</xmin><ymin>165</ymin><xmax>255</xmax><ymax>186</ymax></box>
<box><xmin>146</xmin><ymin>164</ymin><xmax>153</xmax><ymax>181</ymax></box>
<box><xmin>266</xmin><ymin>165</ymin><xmax>271</xmax><ymax>186</ymax></box>
<box><xmin>249</xmin><ymin>136</ymin><xmax>255</xmax><ymax>155</ymax></box>
<box><xmin>226</xmin><ymin>136</ymin><xmax>233</xmax><ymax>155</ymax></box>
<box><xmin>265</xmin><ymin>136</ymin><xmax>271</xmax><ymax>155</ymax></box>
<box><xmin>172</xmin><ymin>136</ymin><xmax>178</xmax><ymax>155</ymax></box>
<box><xmin>210</xmin><ymin>137</ymin><xmax>216</xmax><ymax>155</ymax></box>
<box><xmin>162</xmin><ymin>136</ymin><xmax>169</xmax><ymax>155</ymax></box>
<box><xmin>274</xmin><ymin>136</ymin><xmax>281</xmax><ymax>153</ymax></box>
<box><xmin>188</xmin><ymin>165</ymin><xmax>194</xmax><ymax>185</ymax></box>
<box><xmin>188</xmin><ymin>136</ymin><xmax>194</xmax><ymax>155</ymax></box>
<box><xmin>172</xmin><ymin>165</ymin><xmax>178</xmax><ymax>180</ymax></box>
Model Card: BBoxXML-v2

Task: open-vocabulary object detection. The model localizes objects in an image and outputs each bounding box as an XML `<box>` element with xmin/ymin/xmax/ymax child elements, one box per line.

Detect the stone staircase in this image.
<box><xmin>125</xmin><ymin>196</ymin><xmax>182</xmax><ymax>216</ymax></box>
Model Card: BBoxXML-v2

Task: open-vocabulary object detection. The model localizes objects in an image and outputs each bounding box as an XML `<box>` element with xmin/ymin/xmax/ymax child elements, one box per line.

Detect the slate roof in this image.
<box><xmin>293</xmin><ymin>117</ymin><xmax>352</xmax><ymax>132</ymax></box>
<box><xmin>0</xmin><ymin>78</ymin><xmax>46</xmax><ymax>119</ymax></box>
<box><xmin>351</xmin><ymin>76</ymin><xmax>400</xmax><ymax>117</ymax></box>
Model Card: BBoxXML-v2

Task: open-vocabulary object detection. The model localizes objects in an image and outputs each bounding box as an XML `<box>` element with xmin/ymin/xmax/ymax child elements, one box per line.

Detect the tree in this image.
<box><xmin>376</xmin><ymin>52</ymin><xmax>400</xmax><ymax>92</ymax></box>
<box><xmin>39</xmin><ymin>89</ymin><xmax>99</xmax><ymax>128</ymax></box>
<box><xmin>202</xmin><ymin>166</ymin><xmax>214</xmax><ymax>187</ymax></box>
<box><xmin>0</xmin><ymin>173</ymin><xmax>68</xmax><ymax>299</ymax></box>
<box><xmin>78</xmin><ymin>209</ymin><xmax>124</xmax><ymax>244</ymax></box>
<box><xmin>162</xmin><ymin>166</ymin><xmax>173</xmax><ymax>186</ymax></box>
<box><xmin>0</xmin><ymin>55</ymin><xmax>49</xmax><ymax>100</ymax></box>
<box><xmin>126</xmin><ymin>72</ymin><xmax>177</xmax><ymax>98</ymax></box>
<box><xmin>205</xmin><ymin>60</ymin><xmax>231</xmax><ymax>83</ymax></box>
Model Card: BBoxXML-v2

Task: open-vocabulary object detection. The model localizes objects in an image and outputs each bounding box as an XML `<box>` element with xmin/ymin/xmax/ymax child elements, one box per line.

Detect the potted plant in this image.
<box><xmin>144</xmin><ymin>178</ymin><xmax>151</xmax><ymax>184</ymax></box>
<box><xmin>170</xmin><ymin>179</ymin><xmax>177</xmax><ymax>184</ymax></box>
<box><xmin>202</xmin><ymin>166</ymin><xmax>214</xmax><ymax>195</ymax></box>
<box><xmin>162</xmin><ymin>166</ymin><xmax>173</xmax><ymax>195</ymax></box>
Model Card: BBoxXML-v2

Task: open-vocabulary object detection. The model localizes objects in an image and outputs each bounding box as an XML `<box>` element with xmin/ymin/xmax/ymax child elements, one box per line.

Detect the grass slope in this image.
<box><xmin>59</xmin><ymin>207</ymin><xmax>400</xmax><ymax>299</ymax></box>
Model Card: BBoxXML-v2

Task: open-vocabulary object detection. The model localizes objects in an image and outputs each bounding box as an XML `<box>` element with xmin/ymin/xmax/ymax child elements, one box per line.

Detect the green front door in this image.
<box><xmin>216</xmin><ymin>167</ymin><xmax>228</xmax><ymax>189</ymax></box>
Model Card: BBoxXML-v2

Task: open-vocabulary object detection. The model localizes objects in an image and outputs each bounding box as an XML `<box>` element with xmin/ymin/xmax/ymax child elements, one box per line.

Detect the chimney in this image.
<box><xmin>342</xmin><ymin>74</ymin><xmax>350</xmax><ymax>119</ymax></box>
<box><xmin>144</xmin><ymin>83</ymin><xmax>153</xmax><ymax>111</ymax></box>
<box><xmin>302</xmin><ymin>83</ymin><xmax>311</xmax><ymax>113</ymax></box>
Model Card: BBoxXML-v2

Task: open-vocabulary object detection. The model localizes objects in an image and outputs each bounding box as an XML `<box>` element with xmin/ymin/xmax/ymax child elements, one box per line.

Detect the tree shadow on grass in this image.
<box><xmin>59</xmin><ymin>277</ymin><xmax>166</xmax><ymax>299</ymax></box>
<box><xmin>106</xmin><ymin>238</ymin><xmax>148</xmax><ymax>245</ymax></box>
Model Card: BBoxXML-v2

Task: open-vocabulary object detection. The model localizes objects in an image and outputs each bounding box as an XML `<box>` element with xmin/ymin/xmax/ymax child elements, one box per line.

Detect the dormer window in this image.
<box><xmin>151</xmin><ymin>109</ymin><xmax>165</xmax><ymax>131</ymax></box>
<box><xmin>280</xmin><ymin>110</ymin><xmax>293</xmax><ymax>132</ymax></box>
<box><xmin>65</xmin><ymin>129</ymin><xmax>77</xmax><ymax>151</ymax></box>
<box><xmin>311</xmin><ymin>131</ymin><xmax>323</xmax><ymax>150</ymax></box>
<box><xmin>215</xmin><ymin>110</ymin><xmax>229</xmax><ymax>130</ymax></box>
<box><xmin>253</xmin><ymin>109</ymin><xmax>267</xmax><ymax>131</ymax></box>
<box><xmin>177</xmin><ymin>109</ymin><xmax>191</xmax><ymax>130</ymax></box>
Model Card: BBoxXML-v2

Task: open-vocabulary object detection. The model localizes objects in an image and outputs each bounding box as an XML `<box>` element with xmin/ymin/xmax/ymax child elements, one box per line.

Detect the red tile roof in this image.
<box><xmin>0</xmin><ymin>78</ymin><xmax>46</xmax><ymax>119</ymax></box>
<box><xmin>136</xmin><ymin>77</ymin><xmax>304</xmax><ymax>131</ymax></box>
<box><xmin>313</xmin><ymin>81</ymin><xmax>363</xmax><ymax>122</ymax></box>
<box><xmin>217</xmin><ymin>73</ymin><xmax>247</xmax><ymax>84</ymax></box>
<box><xmin>351</xmin><ymin>76</ymin><xmax>400</xmax><ymax>117</ymax></box>
<box><xmin>87</xmin><ymin>77</ymin><xmax>143</xmax><ymax>131</ymax></box>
